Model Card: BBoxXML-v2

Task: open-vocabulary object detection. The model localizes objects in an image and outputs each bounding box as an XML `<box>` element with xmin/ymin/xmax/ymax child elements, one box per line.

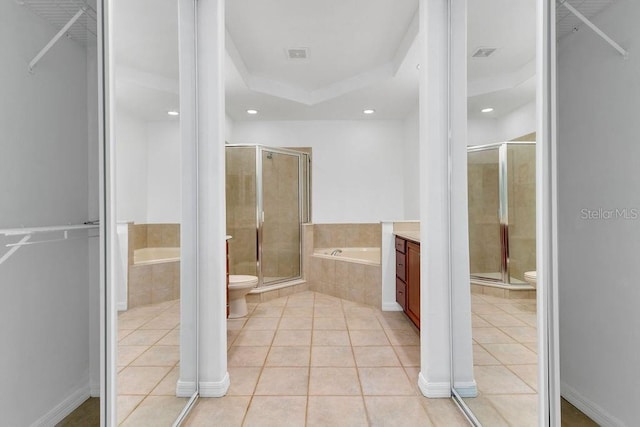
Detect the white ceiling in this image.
<box><xmin>56</xmin><ymin>0</ymin><xmax>612</xmax><ymax>122</ymax></box>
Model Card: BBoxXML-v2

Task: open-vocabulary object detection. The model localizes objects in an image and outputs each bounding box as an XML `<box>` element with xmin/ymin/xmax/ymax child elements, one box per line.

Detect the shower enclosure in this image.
<box><xmin>225</xmin><ymin>145</ymin><xmax>311</xmax><ymax>287</ymax></box>
<box><xmin>467</xmin><ymin>142</ymin><xmax>536</xmax><ymax>286</ymax></box>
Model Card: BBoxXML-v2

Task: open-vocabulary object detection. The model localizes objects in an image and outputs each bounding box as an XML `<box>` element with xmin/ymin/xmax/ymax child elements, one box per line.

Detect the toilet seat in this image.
<box><xmin>229</xmin><ymin>274</ymin><xmax>258</xmax><ymax>289</ymax></box>
<box><xmin>524</xmin><ymin>271</ymin><xmax>536</xmax><ymax>282</ymax></box>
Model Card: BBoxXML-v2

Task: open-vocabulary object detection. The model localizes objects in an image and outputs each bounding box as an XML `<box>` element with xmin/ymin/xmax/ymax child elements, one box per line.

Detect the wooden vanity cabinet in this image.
<box><xmin>395</xmin><ymin>236</ymin><xmax>420</xmax><ymax>329</ymax></box>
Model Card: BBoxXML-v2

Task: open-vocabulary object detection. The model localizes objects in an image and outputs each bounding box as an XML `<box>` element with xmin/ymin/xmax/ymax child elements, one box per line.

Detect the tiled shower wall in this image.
<box><xmin>127</xmin><ymin>223</ymin><xmax>180</xmax><ymax>309</ymax></box>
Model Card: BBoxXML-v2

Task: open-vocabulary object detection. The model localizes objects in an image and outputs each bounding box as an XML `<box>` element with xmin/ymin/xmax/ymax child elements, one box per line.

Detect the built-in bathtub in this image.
<box><xmin>134</xmin><ymin>247</ymin><xmax>180</xmax><ymax>265</ymax></box>
<box><xmin>128</xmin><ymin>247</ymin><xmax>181</xmax><ymax>308</ymax></box>
<box><xmin>309</xmin><ymin>246</ymin><xmax>382</xmax><ymax>307</ymax></box>
<box><xmin>314</xmin><ymin>247</ymin><xmax>380</xmax><ymax>266</ymax></box>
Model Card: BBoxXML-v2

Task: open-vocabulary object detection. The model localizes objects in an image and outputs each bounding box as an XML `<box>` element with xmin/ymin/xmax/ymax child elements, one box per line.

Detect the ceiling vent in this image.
<box><xmin>471</xmin><ymin>47</ymin><xmax>498</xmax><ymax>58</ymax></box>
<box><xmin>287</xmin><ymin>48</ymin><xmax>309</xmax><ymax>60</ymax></box>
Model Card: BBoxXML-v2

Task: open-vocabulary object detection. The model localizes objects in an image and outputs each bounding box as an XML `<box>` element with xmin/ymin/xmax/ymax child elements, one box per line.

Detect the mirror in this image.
<box><xmin>111</xmin><ymin>0</ymin><xmax>198</xmax><ymax>424</ymax></box>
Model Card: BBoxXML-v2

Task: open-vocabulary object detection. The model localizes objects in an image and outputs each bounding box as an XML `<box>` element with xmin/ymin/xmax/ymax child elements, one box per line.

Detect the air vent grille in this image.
<box><xmin>472</xmin><ymin>47</ymin><xmax>498</xmax><ymax>58</ymax></box>
<box><xmin>287</xmin><ymin>48</ymin><xmax>308</xmax><ymax>60</ymax></box>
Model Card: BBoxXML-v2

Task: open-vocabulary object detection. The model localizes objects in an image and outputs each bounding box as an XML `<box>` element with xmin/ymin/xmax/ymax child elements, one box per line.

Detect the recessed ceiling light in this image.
<box><xmin>246</xmin><ymin>109</ymin><xmax>258</xmax><ymax>115</ymax></box>
<box><xmin>363</xmin><ymin>109</ymin><xmax>376</xmax><ymax>115</ymax></box>
<box><xmin>481</xmin><ymin>107</ymin><xmax>494</xmax><ymax>113</ymax></box>
<box><xmin>167</xmin><ymin>110</ymin><xmax>179</xmax><ymax>116</ymax></box>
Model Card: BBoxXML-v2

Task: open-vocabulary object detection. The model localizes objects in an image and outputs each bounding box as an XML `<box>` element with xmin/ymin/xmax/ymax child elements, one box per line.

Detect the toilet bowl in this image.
<box><xmin>228</xmin><ymin>275</ymin><xmax>258</xmax><ymax>318</ymax></box>
<box><xmin>524</xmin><ymin>271</ymin><xmax>537</xmax><ymax>289</ymax></box>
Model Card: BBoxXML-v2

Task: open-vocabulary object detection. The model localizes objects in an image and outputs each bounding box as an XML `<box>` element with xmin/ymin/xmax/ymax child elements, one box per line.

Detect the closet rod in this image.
<box><xmin>28</xmin><ymin>7</ymin><xmax>86</xmax><ymax>73</ymax></box>
<box><xmin>0</xmin><ymin>223</ymin><xmax>97</xmax><ymax>236</ymax></box>
<box><xmin>559</xmin><ymin>0</ymin><xmax>628</xmax><ymax>58</ymax></box>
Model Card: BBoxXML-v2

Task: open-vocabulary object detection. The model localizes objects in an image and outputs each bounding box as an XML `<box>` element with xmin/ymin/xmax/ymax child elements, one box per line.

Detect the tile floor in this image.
<box><xmin>117</xmin><ymin>299</ymin><xmax>188</xmax><ymax>426</ymax></box>
<box><xmin>463</xmin><ymin>292</ymin><xmax>539</xmax><ymax>426</ymax></box>
<box><xmin>184</xmin><ymin>291</ymin><xmax>470</xmax><ymax>427</ymax></box>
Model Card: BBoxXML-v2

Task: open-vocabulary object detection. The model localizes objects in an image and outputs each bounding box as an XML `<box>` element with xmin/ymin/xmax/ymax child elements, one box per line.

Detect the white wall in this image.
<box><xmin>232</xmin><ymin>120</ymin><xmax>406</xmax><ymax>223</ymax></box>
<box><xmin>557</xmin><ymin>1</ymin><xmax>640</xmax><ymax>425</ymax></box>
<box><xmin>147</xmin><ymin>121</ymin><xmax>181</xmax><ymax>223</ymax></box>
<box><xmin>403</xmin><ymin>109</ymin><xmax>420</xmax><ymax>219</ymax></box>
<box><xmin>468</xmin><ymin>100</ymin><xmax>536</xmax><ymax>146</ymax></box>
<box><xmin>0</xmin><ymin>2</ymin><xmax>94</xmax><ymax>425</ymax></box>
<box><xmin>115</xmin><ymin>109</ymin><xmax>148</xmax><ymax>223</ymax></box>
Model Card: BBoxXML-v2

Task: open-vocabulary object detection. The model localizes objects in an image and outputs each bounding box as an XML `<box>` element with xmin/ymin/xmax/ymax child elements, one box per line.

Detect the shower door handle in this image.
<box><xmin>261</xmin><ymin>211</ymin><xmax>265</xmax><ymax>223</ymax></box>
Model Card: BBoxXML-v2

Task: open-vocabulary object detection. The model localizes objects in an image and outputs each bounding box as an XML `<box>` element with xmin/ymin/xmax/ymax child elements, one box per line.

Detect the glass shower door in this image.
<box><xmin>260</xmin><ymin>149</ymin><xmax>301</xmax><ymax>285</ymax></box>
<box><xmin>468</xmin><ymin>147</ymin><xmax>503</xmax><ymax>282</ymax></box>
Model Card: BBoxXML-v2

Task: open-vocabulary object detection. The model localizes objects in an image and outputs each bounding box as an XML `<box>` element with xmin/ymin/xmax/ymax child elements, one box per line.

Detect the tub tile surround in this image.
<box><xmin>127</xmin><ymin>224</ymin><xmax>181</xmax><ymax>309</ymax></box>
<box><xmin>305</xmin><ymin>223</ymin><xmax>382</xmax><ymax>308</ymax></box>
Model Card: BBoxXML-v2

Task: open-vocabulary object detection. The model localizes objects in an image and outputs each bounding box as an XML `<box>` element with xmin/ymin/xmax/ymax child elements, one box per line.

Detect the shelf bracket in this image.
<box><xmin>559</xmin><ymin>0</ymin><xmax>628</xmax><ymax>59</ymax></box>
<box><xmin>28</xmin><ymin>7</ymin><xmax>86</xmax><ymax>73</ymax></box>
<box><xmin>0</xmin><ymin>235</ymin><xmax>30</xmax><ymax>266</ymax></box>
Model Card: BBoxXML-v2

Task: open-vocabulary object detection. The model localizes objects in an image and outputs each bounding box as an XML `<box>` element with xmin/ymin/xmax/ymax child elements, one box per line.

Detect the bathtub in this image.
<box><xmin>133</xmin><ymin>247</ymin><xmax>180</xmax><ymax>265</ymax></box>
<box><xmin>314</xmin><ymin>247</ymin><xmax>380</xmax><ymax>266</ymax></box>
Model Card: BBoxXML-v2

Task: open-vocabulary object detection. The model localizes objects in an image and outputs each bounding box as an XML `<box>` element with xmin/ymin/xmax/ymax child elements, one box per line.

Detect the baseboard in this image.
<box><xmin>382</xmin><ymin>302</ymin><xmax>403</xmax><ymax>311</ymax></box>
<box><xmin>561</xmin><ymin>382</ymin><xmax>625</xmax><ymax>427</ymax></box>
<box><xmin>453</xmin><ymin>380</ymin><xmax>478</xmax><ymax>398</ymax></box>
<box><xmin>176</xmin><ymin>380</ymin><xmax>197</xmax><ymax>398</ymax></box>
<box><xmin>30</xmin><ymin>383</ymin><xmax>90</xmax><ymax>427</ymax></box>
<box><xmin>418</xmin><ymin>372</ymin><xmax>451</xmax><ymax>398</ymax></box>
<box><xmin>90</xmin><ymin>382</ymin><xmax>101</xmax><ymax>398</ymax></box>
<box><xmin>199</xmin><ymin>372</ymin><xmax>230</xmax><ymax>397</ymax></box>
<box><xmin>117</xmin><ymin>301</ymin><xmax>127</xmax><ymax>311</ymax></box>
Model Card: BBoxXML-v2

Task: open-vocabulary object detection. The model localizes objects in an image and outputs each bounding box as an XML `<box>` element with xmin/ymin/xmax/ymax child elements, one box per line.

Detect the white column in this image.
<box><xmin>196</xmin><ymin>0</ymin><xmax>229</xmax><ymax>397</ymax></box>
<box><xmin>418</xmin><ymin>0</ymin><xmax>452</xmax><ymax>397</ymax></box>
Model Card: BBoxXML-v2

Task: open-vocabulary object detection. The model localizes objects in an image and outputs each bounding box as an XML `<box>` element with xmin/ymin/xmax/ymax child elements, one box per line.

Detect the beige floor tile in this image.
<box><xmin>358</xmin><ymin>367</ymin><xmax>415</xmax><ymax>396</ymax></box>
<box><xmin>314</xmin><ymin>306</ymin><xmax>344</xmax><ymax>317</ymax></box>
<box><xmin>149</xmin><ymin>366</ymin><xmax>179</xmax><ymax>396</ymax></box>
<box><xmin>254</xmin><ymin>367</ymin><xmax>309</xmax><ymax>395</ymax></box>
<box><xmin>384</xmin><ymin>329</ymin><xmax>419</xmax><ymax>346</ymax></box>
<box><xmin>364</xmin><ymin>396</ymin><xmax>433</xmax><ymax>427</ymax></box>
<box><xmin>471</xmin><ymin>303</ymin><xmax>507</xmax><ymax>315</ymax></box>
<box><xmin>486</xmin><ymin>394</ymin><xmax>538</xmax><ymax>427</ymax></box>
<box><xmin>420</xmin><ymin>397</ymin><xmax>469</xmax><ymax>426</ymax></box>
<box><xmin>118</xmin><ymin>329</ymin><xmax>136</xmax><ymax>341</ymax></box>
<box><xmin>130</xmin><ymin>345</ymin><xmax>179</xmax><ymax>367</ymax></box>
<box><xmin>119</xmin><ymin>329</ymin><xmax>169</xmax><ymax>346</ymax></box>
<box><xmin>243</xmin><ymin>396</ymin><xmax>307</xmax><ymax>427</ymax></box>
<box><xmin>346</xmin><ymin>316</ymin><xmax>383</xmax><ymax>330</ymax></box>
<box><xmin>349</xmin><ymin>330</ymin><xmax>390</xmax><ymax>346</ymax></box>
<box><xmin>313</xmin><ymin>317</ymin><xmax>347</xmax><ymax>330</ymax></box>
<box><xmin>156</xmin><ymin>329</ymin><xmax>179</xmax><ymax>346</ymax></box>
<box><xmin>250</xmin><ymin>305</ymin><xmax>285</xmax><ymax>317</ymax></box>
<box><xmin>184</xmin><ymin>396</ymin><xmax>250</xmax><ymax>426</ymax></box>
<box><xmin>242</xmin><ymin>317</ymin><xmax>280</xmax><ymax>330</ymax></box>
<box><xmin>403</xmin><ymin>367</ymin><xmax>421</xmax><ymax>394</ymax></box>
<box><xmin>394</xmin><ymin>345</ymin><xmax>420</xmax><ymax>367</ymax></box>
<box><xmin>513</xmin><ymin>313</ymin><xmax>538</xmax><ymax>327</ymax></box>
<box><xmin>472</xmin><ymin>327</ymin><xmax>516</xmax><ymax>344</ymax></box>
<box><xmin>312</xmin><ymin>330</ymin><xmax>351</xmax><ymax>346</ymax></box>
<box><xmin>311</xmin><ymin>346</ymin><xmax>355</xmax><ymax>367</ymax></box>
<box><xmin>138</xmin><ymin>315</ymin><xmax>179</xmax><ymax>330</ymax></box>
<box><xmin>227</xmin><ymin>367</ymin><xmax>262</xmax><ymax>396</ymax></box>
<box><xmin>471</xmin><ymin>314</ymin><xmax>491</xmax><ymax>327</ymax></box>
<box><xmin>272</xmin><ymin>329</ymin><xmax>311</xmax><ymax>346</ymax></box>
<box><xmin>265</xmin><ymin>346</ymin><xmax>311</xmax><ymax>367</ymax></box>
<box><xmin>120</xmin><ymin>396</ymin><xmax>187</xmax><ymax>427</ymax></box>
<box><xmin>226</xmin><ymin>318</ymin><xmax>247</xmax><ymax>330</ymax></box>
<box><xmin>474</xmin><ymin>365</ymin><xmax>535</xmax><ymax>394</ymax></box>
<box><xmin>482</xmin><ymin>343</ymin><xmax>537</xmax><ymax>365</ymax></box>
<box><xmin>118</xmin><ymin>317</ymin><xmax>150</xmax><ymax>331</ymax></box>
<box><xmin>282</xmin><ymin>306</ymin><xmax>314</xmax><ymax>317</ymax></box>
<box><xmin>117</xmin><ymin>395</ymin><xmax>144</xmax><ymax>425</ymax></box>
<box><xmin>479</xmin><ymin>313</ymin><xmax>527</xmax><ymax>327</ymax></box>
<box><xmin>308</xmin><ymin>367</ymin><xmax>361</xmax><ymax>395</ymax></box>
<box><xmin>227</xmin><ymin>346</ymin><xmax>270</xmax><ymax>367</ymax></box>
<box><xmin>307</xmin><ymin>396</ymin><xmax>368</xmax><ymax>427</ymax></box>
<box><xmin>524</xmin><ymin>342</ymin><xmax>538</xmax><ymax>353</ymax></box>
<box><xmin>117</xmin><ymin>366</ymin><xmax>172</xmax><ymax>395</ymax></box>
<box><xmin>353</xmin><ymin>346</ymin><xmax>400</xmax><ymax>367</ymax></box>
<box><xmin>278</xmin><ymin>316</ymin><xmax>312</xmax><ymax>330</ymax></box>
<box><xmin>463</xmin><ymin>395</ymin><xmax>510</xmax><ymax>427</ymax></box>
<box><xmin>500</xmin><ymin>326</ymin><xmax>537</xmax><ymax>343</ymax></box>
<box><xmin>377</xmin><ymin>316</ymin><xmax>416</xmax><ymax>331</ymax></box>
<box><xmin>233</xmin><ymin>330</ymin><xmax>275</xmax><ymax>346</ymax></box>
<box><xmin>508</xmin><ymin>364</ymin><xmax>538</xmax><ymax>391</ymax></box>
<box><xmin>473</xmin><ymin>344</ymin><xmax>501</xmax><ymax>365</ymax></box>
<box><xmin>118</xmin><ymin>346</ymin><xmax>148</xmax><ymax>367</ymax></box>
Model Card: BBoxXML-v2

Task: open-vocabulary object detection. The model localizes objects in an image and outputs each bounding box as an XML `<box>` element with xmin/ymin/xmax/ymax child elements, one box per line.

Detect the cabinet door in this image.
<box><xmin>406</xmin><ymin>241</ymin><xmax>420</xmax><ymax>327</ymax></box>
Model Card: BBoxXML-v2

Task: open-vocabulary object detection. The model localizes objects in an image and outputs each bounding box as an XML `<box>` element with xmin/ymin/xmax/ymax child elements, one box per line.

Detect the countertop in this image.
<box><xmin>394</xmin><ymin>231</ymin><xmax>420</xmax><ymax>243</ymax></box>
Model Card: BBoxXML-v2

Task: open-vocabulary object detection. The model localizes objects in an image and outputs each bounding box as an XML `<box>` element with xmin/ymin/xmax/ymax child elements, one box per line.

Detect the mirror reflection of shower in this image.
<box><xmin>467</xmin><ymin>142</ymin><xmax>536</xmax><ymax>288</ymax></box>
<box><xmin>225</xmin><ymin>145</ymin><xmax>311</xmax><ymax>287</ymax></box>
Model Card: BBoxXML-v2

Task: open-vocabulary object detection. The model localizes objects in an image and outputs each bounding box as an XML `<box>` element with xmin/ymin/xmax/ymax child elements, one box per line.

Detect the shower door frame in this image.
<box><xmin>467</xmin><ymin>141</ymin><xmax>535</xmax><ymax>285</ymax></box>
<box><xmin>227</xmin><ymin>144</ymin><xmax>309</xmax><ymax>287</ymax></box>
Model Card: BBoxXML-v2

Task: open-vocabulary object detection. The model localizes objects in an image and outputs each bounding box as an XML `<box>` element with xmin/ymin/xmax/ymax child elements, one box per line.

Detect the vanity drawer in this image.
<box><xmin>395</xmin><ymin>237</ymin><xmax>406</xmax><ymax>253</ymax></box>
<box><xmin>396</xmin><ymin>278</ymin><xmax>406</xmax><ymax>309</ymax></box>
<box><xmin>396</xmin><ymin>251</ymin><xmax>406</xmax><ymax>281</ymax></box>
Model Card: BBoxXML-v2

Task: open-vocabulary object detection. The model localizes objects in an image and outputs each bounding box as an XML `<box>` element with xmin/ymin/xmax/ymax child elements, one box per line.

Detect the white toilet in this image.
<box><xmin>524</xmin><ymin>271</ymin><xmax>537</xmax><ymax>289</ymax></box>
<box><xmin>228</xmin><ymin>275</ymin><xmax>258</xmax><ymax>318</ymax></box>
